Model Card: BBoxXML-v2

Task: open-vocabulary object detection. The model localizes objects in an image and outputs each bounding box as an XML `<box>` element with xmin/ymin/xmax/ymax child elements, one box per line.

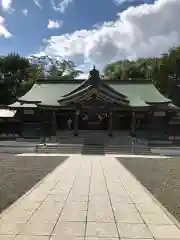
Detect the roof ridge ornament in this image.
<box><xmin>89</xmin><ymin>66</ymin><xmax>101</xmax><ymax>87</ymax></box>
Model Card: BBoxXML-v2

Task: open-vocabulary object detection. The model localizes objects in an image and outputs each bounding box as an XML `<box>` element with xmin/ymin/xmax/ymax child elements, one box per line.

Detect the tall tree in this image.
<box><xmin>102</xmin><ymin>46</ymin><xmax>180</xmax><ymax>105</ymax></box>
<box><xmin>30</xmin><ymin>55</ymin><xmax>82</xmax><ymax>79</ymax></box>
<box><xmin>0</xmin><ymin>53</ymin><xmax>30</xmax><ymax>82</ymax></box>
<box><xmin>0</xmin><ymin>53</ymin><xmax>32</xmax><ymax>104</ymax></box>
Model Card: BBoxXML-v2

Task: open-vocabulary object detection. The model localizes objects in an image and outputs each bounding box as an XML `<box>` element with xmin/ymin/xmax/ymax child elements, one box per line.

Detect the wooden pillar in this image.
<box><xmin>19</xmin><ymin>108</ymin><xmax>24</xmax><ymax>138</ymax></box>
<box><xmin>52</xmin><ymin>110</ymin><xmax>56</xmax><ymax>137</ymax></box>
<box><xmin>74</xmin><ymin>109</ymin><xmax>79</xmax><ymax>136</ymax></box>
<box><xmin>40</xmin><ymin>108</ymin><xmax>44</xmax><ymax>143</ymax></box>
<box><xmin>131</xmin><ymin>111</ymin><xmax>136</xmax><ymax>137</ymax></box>
<box><xmin>108</xmin><ymin>111</ymin><xmax>113</xmax><ymax>137</ymax></box>
<box><xmin>164</xmin><ymin>111</ymin><xmax>169</xmax><ymax>140</ymax></box>
<box><xmin>147</xmin><ymin>109</ymin><xmax>153</xmax><ymax>140</ymax></box>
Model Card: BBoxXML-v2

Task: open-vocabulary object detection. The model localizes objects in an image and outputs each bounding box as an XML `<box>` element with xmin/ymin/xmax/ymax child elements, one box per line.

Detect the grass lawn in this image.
<box><xmin>117</xmin><ymin>157</ymin><xmax>180</xmax><ymax>222</ymax></box>
<box><xmin>0</xmin><ymin>154</ymin><xmax>67</xmax><ymax>213</ymax></box>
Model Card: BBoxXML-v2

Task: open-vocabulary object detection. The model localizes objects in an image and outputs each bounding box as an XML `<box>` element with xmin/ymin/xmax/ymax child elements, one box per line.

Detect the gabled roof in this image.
<box><xmin>15</xmin><ymin>67</ymin><xmax>172</xmax><ymax>109</ymax></box>
<box><xmin>56</xmin><ymin>69</ymin><xmax>130</xmax><ymax>107</ymax></box>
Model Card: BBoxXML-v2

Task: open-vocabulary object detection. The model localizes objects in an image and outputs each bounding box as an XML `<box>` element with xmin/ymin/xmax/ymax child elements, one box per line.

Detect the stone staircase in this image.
<box><xmin>36</xmin><ymin>130</ymin><xmax>152</xmax><ymax>155</ymax></box>
<box><xmin>82</xmin><ymin>135</ymin><xmax>105</xmax><ymax>155</ymax></box>
<box><xmin>36</xmin><ymin>143</ymin><xmax>82</xmax><ymax>154</ymax></box>
<box><xmin>35</xmin><ymin>143</ymin><xmax>151</xmax><ymax>155</ymax></box>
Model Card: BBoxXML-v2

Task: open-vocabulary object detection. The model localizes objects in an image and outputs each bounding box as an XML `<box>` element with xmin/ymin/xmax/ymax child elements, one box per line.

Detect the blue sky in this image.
<box><xmin>0</xmin><ymin>0</ymin><xmax>178</xmax><ymax>72</ymax></box>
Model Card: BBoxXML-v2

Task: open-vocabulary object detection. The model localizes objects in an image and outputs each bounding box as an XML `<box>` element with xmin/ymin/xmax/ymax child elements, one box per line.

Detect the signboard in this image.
<box><xmin>117</xmin><ymin>113</ymin><xmax>125</xmax><ymax>117</ymax></box>
<box><xmin>24</xmin><ymin>110</ymin><xmax>34</xmax><ymax>115</ymax></box>
<box><xmin>136</xmin><ymin>114</ymin><xmax>145</xmax><ymax>118</ymax></box>
<box><xmin>154</xmin><ymin>111</ymin><xmax>165</xmax><ymax>117</ymax></box>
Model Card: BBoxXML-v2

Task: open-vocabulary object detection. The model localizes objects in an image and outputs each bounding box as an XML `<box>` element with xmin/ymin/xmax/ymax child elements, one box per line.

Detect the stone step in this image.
<box><xmin>36</xmin><ymin>144</ymin><xmax>151</xmax><ymax>155</ymax></box>
<box><xmin>36</xmin><ymin>143</ymin><xmax>149</xmax><ymax>148</ymax></box>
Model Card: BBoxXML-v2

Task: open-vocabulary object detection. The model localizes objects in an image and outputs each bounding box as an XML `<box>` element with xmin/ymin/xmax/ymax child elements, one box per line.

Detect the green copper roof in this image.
<box><xmin>129</xmin><ymin>99</ymin><xmax>149</xmax><ymax>108</ymax></box>
<box><xmin>18</xmin><ymin>83</ymin><xmax>80</xmax><ymax>103</ymax></box>
<box><xmin>16</xmin><ymin>67</ymin><xmax>171</xmax><ymax>108</ymax></box>
<box><xmin>17</xmin><ymin>80</ymin><xmax>170</xmax><ymax>108</ymax></box>
<box><xmin>17</xmin><ymin>81</ymin><xmax>171</xmax><ymax>108</ymax></box>
<box><xmin>110</xmin><ymin>82</ymin><xmax>171</xmax><ymax>104</ymax></box>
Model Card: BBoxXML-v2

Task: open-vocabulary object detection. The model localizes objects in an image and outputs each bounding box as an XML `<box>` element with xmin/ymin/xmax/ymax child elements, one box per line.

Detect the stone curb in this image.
<box><xmin>0</xmin><ymin>158</ymin><xmax>68</xmax><ymax>219</ymax></box>
<box><xmin>124</xmin><ymin>161</ymin><xmax>180</xmax><ymax>230</ymax></box>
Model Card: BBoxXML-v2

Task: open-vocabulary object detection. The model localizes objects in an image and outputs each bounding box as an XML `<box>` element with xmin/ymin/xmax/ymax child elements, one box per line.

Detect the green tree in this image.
<box><xmin>0</xmin><ymin>53</ymin><xmax>30</xmax><ymax>81</ymax></box>
<box><xmin>102</xmin><ymin>46</ymin><xmax>180</xmax><ymax>105</ymax></box>
<box><xmin>104</xmin><ymin>59</ymin><xmax>147</xmax><ymax>80</ymax></box>
<box><xmin>30</xmin><ymin>55</ymin><xmax>82</xmax><ymax>79</ymax></box>
<box><xmin>0</xmin><ymin>53</ymin><xmax>32</xmax><ymax>104</ymax></box>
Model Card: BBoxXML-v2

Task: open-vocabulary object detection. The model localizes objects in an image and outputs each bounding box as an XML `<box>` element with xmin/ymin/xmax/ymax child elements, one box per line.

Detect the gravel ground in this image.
<box><xmin>0</xmin><ymin>154</ymin><xmax>67</xmax><ymax>214</ymax></box>
<box><xmin>118</xmin><ymin>157</ymin><xmax>180</xmax><ymax>223</ymax></box>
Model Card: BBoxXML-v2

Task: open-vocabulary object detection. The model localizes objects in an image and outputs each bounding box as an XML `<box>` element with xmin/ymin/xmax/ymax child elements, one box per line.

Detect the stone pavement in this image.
<box><xmin>0</xmin><ymin>155</ymin><xmax>180</xmax><ymax>239</ymax></box>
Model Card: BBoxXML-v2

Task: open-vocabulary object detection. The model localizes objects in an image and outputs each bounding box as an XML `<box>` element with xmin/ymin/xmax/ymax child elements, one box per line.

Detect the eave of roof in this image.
<box><xmin>99</xmin><ymin>85</ymin><xmax>129</xmax><ymax>104</ymax></box>
<box><xmin>129</xmin><ymin>99</ymin><xmax>150</xmax><ymax>108</ymax></box>
<box><xmin>8</xmin><ymin>102</ymin><xmax>37</xmax><ymax>108</ymax></box>
<box><xmin>168</xmin><ymin>103</ymin><xmax>180</xmax><ymax>109</ymax></box>
<box><xmin>0</xmin><ymin>109</ymin><xmax>16</xmax><ymax>117</ymax></box>
<box><xmin>37</xmin><ymin>100</ymin><xmax>60</xmax><ymax>108</ymax></box>
<box><xmin>58</xmin><ymin>85</ymin><xmax>93</xmax><ymax>104</ymax></box>
<box><xmin>58</xmin><ymin>84</ymin><xmax>130</xmax><ymax>107</ymax></box>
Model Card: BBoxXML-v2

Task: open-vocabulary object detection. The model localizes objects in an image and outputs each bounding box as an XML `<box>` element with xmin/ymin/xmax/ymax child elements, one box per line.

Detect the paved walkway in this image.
<box><xmin>0</xmin><ymin>155</ymin><xmax>180</xmax><ymax>239</ymax></box>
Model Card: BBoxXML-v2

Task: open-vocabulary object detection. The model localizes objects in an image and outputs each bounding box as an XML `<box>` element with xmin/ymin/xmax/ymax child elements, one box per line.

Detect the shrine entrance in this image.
<box><xmin>79</xmin><ymin>111</ymin><xmax>109</xmax><ymax>130</ymax></box>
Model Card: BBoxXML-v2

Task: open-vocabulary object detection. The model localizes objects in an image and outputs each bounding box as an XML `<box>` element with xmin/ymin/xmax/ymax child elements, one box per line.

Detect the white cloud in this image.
<box><xmin>0</xmin><ymin>16</ymin><xmax>12</xmax><ymax>38</ymax></box>
<box><xmin>113</xmin><ymin>0</ymin><xmax>134</xmax><ymax>5</ymax></box>
<box><xmin>112</xmin><ymin>0</ymin><xmax>148</xmax><ymax>5</ymax></box>
<box><xmin>33</xmin><ymin>0</ymin><xmax>42</xmax><ymax>9</ymax></box>
<box><xmin>51</xmin><ymin>0</ymin><xmax>73</xmax><ymax>13</ymax></box>
<box><xmin>1</xmin><ymin>0</ymin><xmax>14</xmax><ymax>12</ymax></box>
<box><xmin>75</xmin><ymin>72</ymin><xmax>89</xmax><ymax>79</ymax></box>
<box><xmin>37</xmin><ymin>0</ymin><xmax>180</xmax><ymax>72</ymax></box>
<box><xmin>22</xmin><ymin>9</ymin><xmax>28</xmax><ymax>16</ymax></box>
<box><xmin>47</xmin><ymin>20</ymin><xmax>63</xmax><ymax>29</ymax></box>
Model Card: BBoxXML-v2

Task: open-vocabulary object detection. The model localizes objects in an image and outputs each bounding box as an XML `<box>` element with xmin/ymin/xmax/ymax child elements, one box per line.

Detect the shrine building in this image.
<box><xmin>3</xmin><ymin>66</ymin><xmax>180</xmax><ymax>140</ymax></box>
